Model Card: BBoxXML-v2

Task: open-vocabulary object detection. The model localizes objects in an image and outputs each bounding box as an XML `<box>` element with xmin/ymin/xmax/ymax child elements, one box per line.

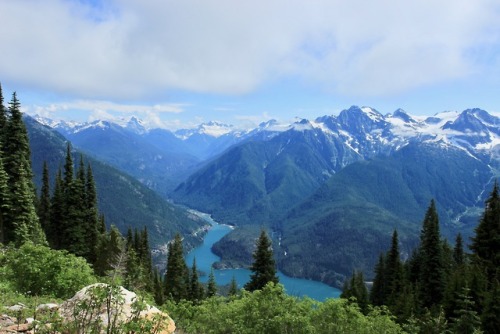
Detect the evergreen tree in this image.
<box><xmin>206</xmin><ymin>268</ymin><xmax>217</xmax><ymax>298</ymax></box>
<box><xmin>37</xmin><ymin>162</ymin><xmax>51</xmax><ymax>233</ymax></box>
<box><xmin>140</xmin><ymin>227</ymin><xmax>153</xmax><ymax>279</ymax></box>
<box><xmin>386</xmin><ymin>230</ymin><xmax>403</xmax><ymax>305</ymax></box>
<box><xmin>164</xmin><ymin>234</ymin><xmax>189</xmax><ymax>302</ymax></box>
<box><xmin>341</xmin><ymin>271</ymin><xmax>369</xmax><ymax>314</ymax></box>
<box><xmin>10</xmin><ymin>163</ymin><xmax>46</xmax><ymax>246</ymax></box>
<box><xmin>450</xmin><ymin>287</ymin><xmax>482</xmax><ymax>334</ymax></box>
<box><xmin>126</xmin><ymin>227</ymin><xmax>134</xmax><ymax>249</ymax></box>
<box><xmin>481</xmin><ymin>279</ymin><xmax>500</xmax><ymax>333</ymax></box>
<box><xmin>3</xmin><ymin>92</ymin><xmax>33</xmax><ymax>185</ymax></box>
<box><xmin>188</xmin><ymin>258</ymin><xmax>204</xmax><ymax>302</ymax></box>
<box><xmin>471</xmin><ymin>181</ymin><xmax>500</xmax><ymax>281</ymax></box>
<box><xmin>107</xmin><ymin>225</ymin><xmax>126</xmax><ymax>280</ymax></box>
<box><xmin>63</xmin><ymin>143</ymin><xmax>73</xmax><ymax>188</ymax></box>
<box><xmin>48</xmin><ymin>169</ymin><xmax>64</xmax><ymax>248</ymax></box>
<box><xmin>63</xmin><ymin>162</ymin><xmax>87</xmax><ymax>256</ymax></box>
<box><xmin>84</xmin><ymin>163</ymin><xmax>99</xmax><ymax>264</ymax></box>
<box><xmin>0</xmin><ymin>154</ymin><xmax>10</xmax><ymax>244</ymax></box>
<box><xmin>228</xmin><ymin>275</ymin><xmax>238</xmax><ymax>297</ymax></box>
<box><xmin>0</xmin><ymin>83</ymin><xmax>6</xmax><ymax>132</ymax></box>
<box><xmin>453</xmin><ymin>233</ymin><xmax>464</xmax><ymax>266</ymax></box>
<box><xmin>418</xmin><ymin>200</ymin><xmax>445</xmax><ymax>309</ymax></box>
<box><xmin>244</xmin><ymin>230</ymin><xmax>279</xmax><ymax>292</ymax></box>
<box><xmin>124</xmin><ymin>246</ymin><xmax>142</xmax><ymax>290</ymax></box>
<box><xmin>98</xmin><ymin>214</ymin><xmax>106</xmax><ymax>234</ymax></box>
<box><xmin>443</xmin><ymin>265</ymin><xmax>469</xmax><ymax>319</ymax></box>
<box><xmin>1</xmin><ymin>92</ymin><xmax>45</xmax><ymax>245</ymax></box>
<box><xmin>153</xmin><ymin>267</ymin><xmax>164</xmax><ymax>305</ymax></box>
<box><xmin>370</xmin><ymin>253</ymin><xmax>386</xmax><ymax>306</ymax></box>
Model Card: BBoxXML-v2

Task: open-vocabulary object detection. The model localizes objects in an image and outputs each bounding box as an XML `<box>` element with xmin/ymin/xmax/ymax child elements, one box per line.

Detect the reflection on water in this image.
<box><xmin>185</xmin><ymin>213</ymin><xmax>341</xmax><ymax>301</ymax></box>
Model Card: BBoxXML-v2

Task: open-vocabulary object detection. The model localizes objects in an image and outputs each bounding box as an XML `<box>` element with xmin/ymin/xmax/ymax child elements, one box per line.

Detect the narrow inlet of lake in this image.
<box><xmin>185</xmin><ymin>212</ymin><xmax>341</xmax><ymax>301</ymax></box>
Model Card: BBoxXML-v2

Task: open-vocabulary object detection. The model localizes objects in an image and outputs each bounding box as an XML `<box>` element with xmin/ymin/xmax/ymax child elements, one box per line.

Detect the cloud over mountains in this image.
<box><xmin>1</xmin><ymin>0</ymin><xmax>499</xmax><ymax>99</ymax></box>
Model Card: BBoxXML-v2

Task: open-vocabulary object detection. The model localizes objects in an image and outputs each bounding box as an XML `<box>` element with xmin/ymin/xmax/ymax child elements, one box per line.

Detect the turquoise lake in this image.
<box><xmin>185</xmin><ymin>212</ymin><xmax>341</xmax><ymax>301</ymax></box>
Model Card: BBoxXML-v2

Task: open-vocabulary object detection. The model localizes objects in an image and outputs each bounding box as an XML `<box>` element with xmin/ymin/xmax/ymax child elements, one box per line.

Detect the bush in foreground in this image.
<box><xmin>0</xmin><ymin>242</ymin><xmax>96</xmax><ymax>299</ymax></box>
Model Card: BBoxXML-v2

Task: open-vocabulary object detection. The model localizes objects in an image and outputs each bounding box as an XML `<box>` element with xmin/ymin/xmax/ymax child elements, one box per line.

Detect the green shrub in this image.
<box><xmin>0</xmin><ymin>243</ymin><xmax>96</xmax><ymax>298</ymax></box>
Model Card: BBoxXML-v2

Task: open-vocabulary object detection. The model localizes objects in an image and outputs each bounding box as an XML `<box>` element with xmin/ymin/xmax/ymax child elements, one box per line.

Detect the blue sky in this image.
<box><xmin>1</xmin><ymin>0</ymin><xmax>499</xmax><ymax>129</ymax></box>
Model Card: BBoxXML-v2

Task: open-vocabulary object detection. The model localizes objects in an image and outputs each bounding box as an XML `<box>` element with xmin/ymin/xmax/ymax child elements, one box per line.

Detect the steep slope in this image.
<box><xmin>174</xmin><ymin>122</ymin><xmax>363</xmax><ymax>225</ymax></box>
<box><xmin>55</xmin><ymin>120</ymin><xmax>200</xmax><ymax>196</ymax></box>
<box><xmin>276</xmin><ymin>142</ymin><xmax>494</xmax><ymax>286</ymax></box>
<box><xmin>25</xmin><ymin>116</ymin><xmax>205</xmax><ymax>249</ymax></box>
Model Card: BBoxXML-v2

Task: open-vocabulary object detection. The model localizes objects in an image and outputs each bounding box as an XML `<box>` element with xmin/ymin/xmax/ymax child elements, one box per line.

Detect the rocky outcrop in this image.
<box><xmin>59</xmin><ymin>283</ymin><xmax>175</xmax><ymax>333</ymax></box>
<box><xmin>1</xmin><ymin>284</ymin><xmax>175</xmax><ymax>334</ymax></box>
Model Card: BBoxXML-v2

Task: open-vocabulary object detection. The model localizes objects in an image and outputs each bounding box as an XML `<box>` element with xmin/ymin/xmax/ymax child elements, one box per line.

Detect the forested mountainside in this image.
<box><xmin>37</xmin><ymin>105</ymin><xmax>500</xmax><ymax>286</ymax></box>
<box><xmin>25</xmin><ymin>115</ymin><xmax>205</xmax><ymax>249</ymax></box>
<box><xmin>174</xmin><ymin>107</ymin><xmax>499</xmax><ymax>284</ymax></box>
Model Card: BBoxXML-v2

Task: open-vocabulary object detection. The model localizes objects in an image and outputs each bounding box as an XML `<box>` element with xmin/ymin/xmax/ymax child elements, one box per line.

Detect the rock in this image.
<box><xmin>59</xmin><ymin>283</ymin><xmax>175</xmax><ymax>333</ymax></box>
<box><xmin>1</xmin><ymin>323</ymin><xmax>30</xmax><ymax>333</ymax></box>
<box><xmin>0</xmin><ymin>314</ymin><xmax>16</xmax><ymax>328</ymax></box>
<box><xmin>35</xmin><ymin>303</ymin><xmax>58</xmax><ymax>312</ymax></box>
<box><xmin>6</xmin><ymin>305</ymin><xmax>25</xmax><ymax>313</ymax></box>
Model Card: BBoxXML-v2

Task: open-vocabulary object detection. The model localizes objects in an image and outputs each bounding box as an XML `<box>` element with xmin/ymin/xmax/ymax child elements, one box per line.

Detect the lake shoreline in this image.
<box><xmin>185</xmin><ymin>209</ymin><xmax>341</xmax><ymax>301</ymax></box>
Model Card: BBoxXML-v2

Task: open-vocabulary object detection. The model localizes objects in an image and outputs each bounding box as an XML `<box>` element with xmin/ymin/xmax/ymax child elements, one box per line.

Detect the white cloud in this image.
<box><xmin>25</xmin><ymin>99</ymin><xmax>188</xmax><ymax>128</ymax></box>
<box><xmin>30</xmin><ymin>100</ymin><xmax>186</xmax><ymax>114</ymax></box>
<box><xmin>1</xmin><ymin>0</ymin><xmax>499</xmax><ymax>98</ymax></box>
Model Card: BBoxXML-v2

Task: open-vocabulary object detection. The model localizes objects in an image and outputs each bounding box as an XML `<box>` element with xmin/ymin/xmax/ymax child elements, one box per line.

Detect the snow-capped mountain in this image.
<box><xmin>32</xmin><ymin>106</ymin><xmax>500</xmax><ymax>285</ymax></box>
<box><xmin>35</xmin><ymin>105</ymin><xmax>500</xmax><ymax>163</ymax></box>
<box><xmin>174</xmin><ymin>121</ymin><xmax>237</xmax><ymax>139</ymax></box>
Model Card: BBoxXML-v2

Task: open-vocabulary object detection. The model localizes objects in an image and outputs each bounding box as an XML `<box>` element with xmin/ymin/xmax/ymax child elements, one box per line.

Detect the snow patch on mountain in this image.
<box><xmin>34</xmin><ymin>105</ymin><xmax>500</xmax><ymax>162</ymax></box>
<box><xmin>175</xmin><ymin>121</ymin><xmax>235</xmax><ymax>139</ymax></box>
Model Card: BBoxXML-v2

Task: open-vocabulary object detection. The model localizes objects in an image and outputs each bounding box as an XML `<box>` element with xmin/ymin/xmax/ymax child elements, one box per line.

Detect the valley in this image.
<box><xmin>184</xmin><ymin>210</ymin><xmax>341</xmax><ymax>301</ymax></box>
<box><xmin>33</xmin><ymin>105</ymin><xmax>500</xmax><ymax>289</ymax></box>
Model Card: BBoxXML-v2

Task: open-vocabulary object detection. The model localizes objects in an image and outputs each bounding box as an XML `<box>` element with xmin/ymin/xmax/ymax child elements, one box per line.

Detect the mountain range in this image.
<box><xmin>25</xmin><ymin>116</ymin><xmax>206</xmax><ymax>254</ymax></box>
<box><xmin>34</xmin><ymin>106</ymin><xmax>500</xmax><ymax>286</ymax></box>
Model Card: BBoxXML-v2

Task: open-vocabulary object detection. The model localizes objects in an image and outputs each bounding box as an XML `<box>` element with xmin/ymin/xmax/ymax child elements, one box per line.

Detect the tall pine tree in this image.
<box><xmin>164</xmin><ymin>234</ymin><xmax>189</xmax><ymax>302</ymax></box>
<box><xmin>244</xmin><ymin>230</ymin><xmax>279</xmax><ymax>292</ymax></box>
<box><xmin>37</xmin><ymin>162</ymin><xmax>51</xmax><ymax>233</ymax></box>
<box><xmin>418</xmin><ymin>200</ymin><xmax>445</xmax><ymax>310</ymax></box>
<box><xmin>1</xmin><ymin>93</ymin><xmax>45</xmax><ymax>246</ymax></box>
<box><xmin>0</xmin><ymin>83</ymin><xmax>6</xmax><ymax>132</ymax></box>
<box><xmin>206</xmin><ymin>268</ymin><xmax>217</xmax><ymax>298</ymax></box>
<box><xmin>470</xmin><ymin>181</ymin><xmax>500</xmax><ymax>281</ymax></box>
<box><xmin>0</xmin><ymin>154</ymin><xmax>10</xmax><ymax>244</ymax></box>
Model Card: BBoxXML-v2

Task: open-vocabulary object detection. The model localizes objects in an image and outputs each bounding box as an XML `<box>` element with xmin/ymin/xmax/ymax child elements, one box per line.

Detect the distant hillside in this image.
<box><xmin>275</xmin><ymin>142</ymin><xmax>493</xmax><ymax>286</ymax></box>
<box><xmin>174</xmin><ymin>125</ymin><xmax>361</xmax><ymax>226</ymax></box>
<box><xmin>25</xmin><ymin>116</ymin><xmax>206</xmax><ymax>250</ymax></box>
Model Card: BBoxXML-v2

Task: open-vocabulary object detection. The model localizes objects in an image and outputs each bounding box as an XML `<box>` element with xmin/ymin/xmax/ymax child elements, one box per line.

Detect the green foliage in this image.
<box><xmin>471</xmin><ymin>180</ymin><xmax>500</xmax><ymax>281</ymax></box>
<box><xmin>0</xmin><ymin>92</ymin><xmax>46</xmax><ymax>246</ymax></box>
<box><xmin>206</xmin><ymin>268</ymin><xmax>217</xmax><ymax>298</ymax></box>
<box><xmin>31</xmin><ymin>284</ymin><xmax>170</xmax><ymax>334</ymax></box>
<box><xmin>24</xmin><ymin>115</ymin><xmax>206</xmax><ymax>249</ymax></box>
<box><xmin>0</xmin><ymin>154</ymin><xmax>10</xmax><ymax>245</ymax></box>
<box><xmin>481</xmin><ymin>279</ymin><xmax>500</xmax><ymax>333</ymax></box>
<box><xmin>169</xmin><ymin>282</ymin><xmax>403</xmax><ymax>334</ymax></box>
<box><xmin>450</xmin><ymin>287</ymin><xmax>482</xmax><ymax>334</ymax></box>
<box><xmin>418</xmin><ymin>200</ymin><xmax>445</xmax><ymax>309</ymax></box>
<box><xmin>211</xmin><ymin>224</ymin><xmax>261</xmax><ymax>268</ymax></box>
<box><xmin>228</xmin><ymin>275</ymin><xmax>239</xmax><ymax>297</ymax></box>
<box><xmin>37</xmin><ymin>162</ymin><xmax>51</xmax><ymax>234</ymax></box>
<box><xmin>0</xmin><ymin>243</ymin><xmax>96</xmax><ymax>298</ymax></box>
<box><xmin>341</xmin><ymin>271</ymin><xmax>369</xmax><ymax>314</ymax></box>
<box><xmin>175</xmin><ymin>129</ymin><xmax>338</xmax><ymax>227</ymax></box>
<box><xmin>188</xmin><ymin>258</ymin><xmax>204</xmax><ymax>302</ymax></box>
<box><xmin>164</xmin><ymin>233</ymin><xmax>189</xmax><ymax>302</ymax></box>
<box><xmin>244</xmin><ymin>230</ymin><xmax>279</xmax><ymax>292</ymax></box>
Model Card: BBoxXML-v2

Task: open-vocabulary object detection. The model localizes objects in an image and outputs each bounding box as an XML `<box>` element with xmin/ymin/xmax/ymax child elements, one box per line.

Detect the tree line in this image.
<box><xmin>342</xmin><ymin>188</ymin><xmax>500</xmax><ymax>333</ymax></box>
